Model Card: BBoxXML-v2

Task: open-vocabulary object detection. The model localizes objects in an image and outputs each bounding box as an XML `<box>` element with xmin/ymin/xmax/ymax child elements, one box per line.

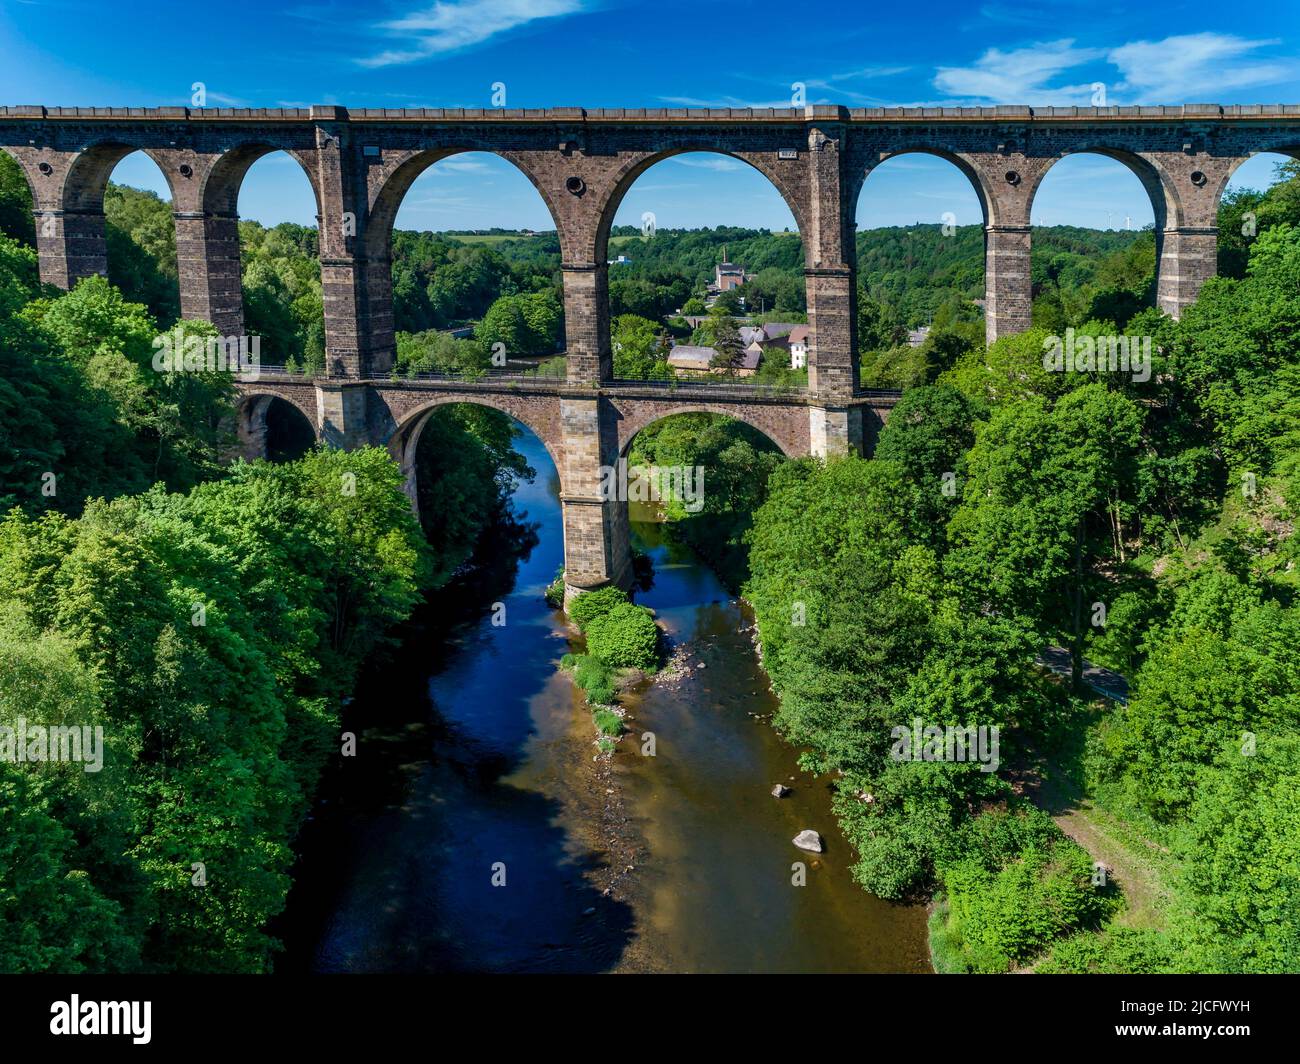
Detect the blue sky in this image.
<box><xmin>3</xmin><ymin>0</ymin><xmax>1299</xmax><ymax>232</ymax></box>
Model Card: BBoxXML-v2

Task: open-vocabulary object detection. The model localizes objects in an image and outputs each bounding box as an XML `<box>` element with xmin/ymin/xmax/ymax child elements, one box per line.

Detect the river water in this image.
<box><xmin>277</xmin><ymin>428</ymin><xmax>930</xmax><ymax>974</ymax></box>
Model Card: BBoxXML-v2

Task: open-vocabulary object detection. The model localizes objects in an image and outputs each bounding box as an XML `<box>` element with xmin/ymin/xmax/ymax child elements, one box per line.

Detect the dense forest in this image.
<box><xmin>2</xmin><ymin>143</ymin><xmax>1298</xmax><ymax>974</ymax></box>
<box><xmin>0</xmin><ymin>154</ymin><xmax>536</xmax><ymax>972</ymax></box>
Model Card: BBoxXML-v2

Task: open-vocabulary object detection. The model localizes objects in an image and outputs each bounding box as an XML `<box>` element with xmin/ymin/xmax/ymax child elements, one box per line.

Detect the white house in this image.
<box><xmin>787</xmin><ymin>325</ymin><xmax>810</xmax><ymax>369</ymax></box>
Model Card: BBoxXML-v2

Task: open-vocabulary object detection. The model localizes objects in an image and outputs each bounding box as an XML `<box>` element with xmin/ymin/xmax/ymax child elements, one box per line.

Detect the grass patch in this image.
<box><xmin>592</xmin><ymin>708</ymin><xmax>623</xmax><ymax>737</ymax></box>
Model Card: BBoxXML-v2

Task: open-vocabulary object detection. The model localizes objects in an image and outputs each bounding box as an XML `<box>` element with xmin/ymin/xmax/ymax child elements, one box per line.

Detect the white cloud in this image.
<box><xmin>934</xmin><ymin>39</ymin><xmax>1103</xmax><ymax>104</ymax></box>
<box><xmin>1108</xmin><ymin>33</ymin><xmax>1291</xmax><ymax>101</ymax></box>
<box><xmin>669</xmin><ymin>156</ymin><xmax>744</xmax><ymax>172</ymax></box>
<box><xmin>431</xmin><ymin>158</ymin><xmax>492</xmax><ymax>173</ymax></box>
<box><xmin>657</xmin><ymin>94</ymin><xmax>796</xmax><ymax>109</ymax></box>
<box><xmin>358</xmin><ymin>0</ymin><xmax>588</xmax><ymax>67</ymax></box>
<box><xmin>932</xmin><ymin>32</ymin><xmax>1295</xmax><ymax>106</ymax></box>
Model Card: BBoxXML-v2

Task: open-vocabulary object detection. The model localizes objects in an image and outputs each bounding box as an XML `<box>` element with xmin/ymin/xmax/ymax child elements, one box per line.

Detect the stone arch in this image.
<box><xmin>382</xmin><ymin>393</ymin><xmax>564</xmax><ymax>508</ymax></box>
<box><xmin>59</xmin><ymin>141</ymin><xmax>182</xmax><ymax>214</ymax></box>
<box><xmin>1027</xmin><ymin>147</ymin><xmax>1173</xmax><ymax>231</ymax></box>
<box><xmin>0</xmin><ymin>145</ymin><xmax>37</xmax><ymax>205</ymax></box>
<box><xmin>611</xmin><ymin>400</ymin><xmax>804</xmax><ymax>460</ymax></box>
<box><xmin>199</xmin><ymin>142</ymin><xmax>321</xmax><ymax>218</ymax></box>
<box><xmin>852</xmin><ymin>147</ymin><xmax>994</xmax><ymax>228</ymax></box>
<box><xmin>591</xmin><ymin>146</ymin><xmax>809</xmax><ymax>266</ymax></box>
<box><xmin>363</xmin><ymin>147</ymin><xmax>563</xmax><ymax>263</ymax></box>
<box><xmin>232</xmin><ymin>389</ymin><xmax>319</xmax><ymax>461</ymax></box>
<box><xmin>1218</xmin><ymin>145</ymin><xmax>1300</xmax><ymax>202</ymax></box>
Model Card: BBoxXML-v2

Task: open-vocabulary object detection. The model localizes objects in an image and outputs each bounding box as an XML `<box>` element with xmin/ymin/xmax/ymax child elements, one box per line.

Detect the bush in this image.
<box><xmin>569</xmin><ymin>654</ymin><xmax>617</xmax><ymax>705</ymax></box>
<box><xmin>583</xmin><ymin>677</ymin><xmax>617</xmax><ymax>706</ymax></box>
<box><xmin>1038</xmin><ymin>928</ymin><xmax>1180</xmax><ymax>974</ymax></box>
<box><xmin>584</xmin><ymin>602</ymin><xmax>659</xmax><ymax>671</ymax></box>
<box><xmin>592</xmin><ymin>708</ymin><xmax>623</xmax><ymax>737</ymax></box>
<box><xmin>544</xmin><ymin>568</ymin><xmax>565</xmax><ymax>609</ymax></box>
<box><xmin>927</xmin><ymin>898</ymin><xmax>974</xmax><ymax>974</ymax></box>
<box><xmin>568</xmin><ymin>585</ymin><xmax>629</xmax><ymax>631</ymax></box>
<box><xmin>571</xmin><ymin>654</ymin><xmax>611</xmax><ymax>688</ymax></box>
<box><xmin>940</xmin><ymin>838</ymin><xmax>1116</xmax><ymax>972</ymax></box>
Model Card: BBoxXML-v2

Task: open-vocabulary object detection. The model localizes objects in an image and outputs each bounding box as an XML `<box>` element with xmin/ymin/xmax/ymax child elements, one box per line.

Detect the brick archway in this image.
<box><xmin>1025</xmin><ymin>146</ymin><xmax>1174</xmax><ymax>229</ymax></box>
<box><xmin>609</xmin><ymin>398</ymin><xmax>808</xmax><ymax>459</ymax></box>
<box><xmin>378</xmin><ymin>391</ymin><xmax>566</xmax><ymax>511</ymax></box>
<box><xmin>853</xmin><ymin>146</ymin><xmax>995</xmax><ymax>227</ymax></box>
<box><xmin>591</xmin><ymin>144</ymin><xmax>810</xmax><ymax>265</ymax></box>
<box><xmin>232</xmin><ymin>388</ymin><xmax>319</xmax><ymax>460</ymax></box>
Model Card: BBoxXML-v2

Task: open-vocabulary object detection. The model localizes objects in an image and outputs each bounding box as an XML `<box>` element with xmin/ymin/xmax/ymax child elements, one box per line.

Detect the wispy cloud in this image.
<box><xmin>428</xmin><ymin>158</ymin><xmax>492</xmax><ymax>174</ymax></box>
<box><xmin>934</xmin><ymin>39</ymin><xmax>1102</xmax><ymax>103</ymax></box>
<box><xmin>933</xmin><ymin>32</ymin><xmax>1295</xmax><ymax>105</ymax></box>
<box><xmin>669</xmin><ymin>156</ymin><xmax>744</xmax><ymax>172</ymax></box>
<box><xmin>200</xmin><ymin>91</ymin><xmax>250</xmax><ymax>107</ymax></box>
<box><xmin>657</xmin><ymin>94</ymin><xmax>796</xmax><ymax>109</ymax></box>
<box><xmin>358</xmin><ymin>0</ymin><xmax>588</xmax><ymax>68</ymax></box>
<box><xmin>1108</xmin><ymin>33</ymin><xmax>1292</xmax><ymax>101</ymax></box>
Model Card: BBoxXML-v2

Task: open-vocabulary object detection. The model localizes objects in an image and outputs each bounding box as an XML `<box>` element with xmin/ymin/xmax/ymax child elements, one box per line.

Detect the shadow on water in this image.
<box><xmin>275</xmin><ymin>427</ymin><xmax>635</xmax><ymax>973</ymax></box>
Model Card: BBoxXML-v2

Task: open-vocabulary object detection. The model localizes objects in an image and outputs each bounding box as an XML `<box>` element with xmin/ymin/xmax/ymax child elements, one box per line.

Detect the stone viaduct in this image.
<box><xmin>2</xmin><ymin>103</ymin><xmax>1297</xmax><ymax>596</ymax></box>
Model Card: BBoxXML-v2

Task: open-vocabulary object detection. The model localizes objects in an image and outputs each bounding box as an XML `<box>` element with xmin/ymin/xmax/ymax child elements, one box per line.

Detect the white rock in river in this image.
<box><xmin>793</xmin><ymin>829</ymin><xmax>823</xmax><ymax>852</ymax></box>
<box><xmin>771</xmin><ymin>784</ymin><xmax>791</xmax><ymax>798</ymax></box>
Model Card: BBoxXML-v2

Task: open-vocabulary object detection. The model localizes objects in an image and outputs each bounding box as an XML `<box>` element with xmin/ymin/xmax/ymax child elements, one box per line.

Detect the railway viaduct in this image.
<box><xmin>2</xmin><ymin>102</ymin><xmax>1296</xmax><ymax>594</ymax></box>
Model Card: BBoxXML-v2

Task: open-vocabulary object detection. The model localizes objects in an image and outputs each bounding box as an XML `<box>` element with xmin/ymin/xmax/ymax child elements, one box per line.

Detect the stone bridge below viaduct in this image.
<box><xmin>3</xmin><ymin>102</ymin><xmax>1297</xmax><ymax>595</ymax></box>
<box><xmin>239</xmin><ymin>371</ymin><xmax>897</xmax><ymax>594</ymax></box>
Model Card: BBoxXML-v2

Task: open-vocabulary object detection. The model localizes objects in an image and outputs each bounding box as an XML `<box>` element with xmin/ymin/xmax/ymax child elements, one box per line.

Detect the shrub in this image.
<box><xmin>584</xmin><ymin>602</ymin><xmax>659</xmax><ymax>670</ymax></box>
<box><xmin>941</xmin><ymin>838</ymin><xmax>1115</xmax><ymax>972</ymax></box>
<box><xmin>1038</xmin><ymin>928</ymin><xmax>1180</xmax><ymax>974</ymax></box>
<box><xmin>569</xmin><ymin>654</ymin><xmax>617</xmax><ymax>705</ymax></box>
<box><xmin>583</xmin><ymin>677</ymin><xmax>617</xmax><ymax>706</ymax></box>
<box><xmin>592</xmin><ymin>708</ymin><xmax>622</xmax><ymax>737</ymax></box>
<box><xmin>544</xmin><ymin>568</ymin><xmax>565</xmax><ymax>609</ymax></box>
<box><xmin>927</xmin><ymin>898</ymin><xmax>974</xmax><ymax>974</ymax></box>
<box><xmin>568</xmin><ymin>585</ymin><xmax>629</xmax><ymax>631</ymax></box>
<box><xmin>571</xmin><ymin>654</ymin><xmax>611</xmax><ymax>688</ymax></box>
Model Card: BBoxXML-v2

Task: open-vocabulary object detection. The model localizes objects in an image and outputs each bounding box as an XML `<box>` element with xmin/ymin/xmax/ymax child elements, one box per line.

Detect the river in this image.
<box><xmin>276</xmin><ymin>427</ymin><xmax>931</xmax><ymax>974</ymax></box>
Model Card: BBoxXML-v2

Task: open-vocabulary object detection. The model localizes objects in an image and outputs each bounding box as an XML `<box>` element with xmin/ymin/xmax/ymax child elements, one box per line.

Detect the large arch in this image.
<box><xmin>1027</xmin><ymin>147</ymin><xmax>1172</xmax><ymax>232</ymax></box>
<box><xmin>596</xmin><ymin>147</ymin><xmax>808</xmax><ymax>387</ymax></box>
<box><xmin>593</xmin><ymin>146</ymin><xmax>808</xmax><ymax>267</ymax></box>
<box><xmin>200</xmin><ymin>142</ymin><xmax>321</xmax><ymax>218</ymax></box>
<box><xmin>360</xmin><ymin>148</ymin><xmax>566</xmax><ymax>380</ymax></box>
<box><xmin>851</xmin><ymin>147</ymin><xmax>994</xmax><ymax>228</ymax></box>
<box><xmin>1218</xmin><ymin>145</ymin><xmax>1300</xmax><ymax>201</ymax></box>
<box><xmin>60</xmin><ymin>141</ymin><xmax>182</xmax><ymax>215</ymax></box>
<box><xmin>383</xmin><ymin>393</ymin><xmax>565</xmax><ymax>508</ymax></box>
<box><xmin>363</xmin><ymin>147</ymin><xmax>563</xmax><ymax>264</ymax></box>
<box><xmin>609</xmin><ymin>398</ymin><xmax>806</xmax><ymax>459</ymax></box>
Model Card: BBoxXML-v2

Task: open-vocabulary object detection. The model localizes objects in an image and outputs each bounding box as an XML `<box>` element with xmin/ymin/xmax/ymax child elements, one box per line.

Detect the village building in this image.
<box><xmin>760</xmin><ymin>324</ymin><xmax>810</xmax><ymax>369</ymax></box>
<box><xmin>666</xmin><ymin>344</ymin><xmax>717</xmax><ymax>375</ymax></box>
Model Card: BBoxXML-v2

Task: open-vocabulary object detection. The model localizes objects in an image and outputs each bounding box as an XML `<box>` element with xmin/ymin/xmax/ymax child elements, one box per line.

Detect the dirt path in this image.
<box><xmin>1038</xmin><ymin>782</ymin><xmax>1170</xmax><ymax>931</ymax></box>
